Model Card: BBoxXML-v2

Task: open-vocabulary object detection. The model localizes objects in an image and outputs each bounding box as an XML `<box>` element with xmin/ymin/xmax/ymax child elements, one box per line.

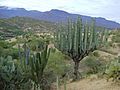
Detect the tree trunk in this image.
<box><xmin>73</xmin><ymin>61</ymin><xmax>80</xmax><ymax>81</ymax></box>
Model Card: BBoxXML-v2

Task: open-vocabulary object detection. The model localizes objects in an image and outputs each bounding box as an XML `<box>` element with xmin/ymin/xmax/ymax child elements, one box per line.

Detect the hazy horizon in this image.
<box><xmin>0</xmin><ymin>0</ymin><xmax>120</xmax><ymax>23</ymax></box>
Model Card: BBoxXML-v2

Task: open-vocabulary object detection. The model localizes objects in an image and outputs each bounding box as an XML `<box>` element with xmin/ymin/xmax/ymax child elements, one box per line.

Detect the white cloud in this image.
<box><xmin>0</xmin><ymin>0</ymin><xmax>120</xmax><ymax>23</ymax></box>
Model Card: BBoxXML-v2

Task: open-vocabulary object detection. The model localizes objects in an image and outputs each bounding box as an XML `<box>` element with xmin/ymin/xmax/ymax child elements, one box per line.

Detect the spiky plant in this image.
<box><xmin>54</xmin><ymin>17</ymin><xmax>108</xmax><ymax>80</ymax></box>
<box><xmin>19</xmin><ymin>35</ymin><xmax>51</xmax><ymax>90</ymax></box>
<box><xmin>0</xmin><ymin>56</ymin><xmax>31</xmax><ymax>90</ymax></box>
<box><xmin>29</xmin><ymin>44</ymin><xmax>51</xmax><ymax>89</ymax></box>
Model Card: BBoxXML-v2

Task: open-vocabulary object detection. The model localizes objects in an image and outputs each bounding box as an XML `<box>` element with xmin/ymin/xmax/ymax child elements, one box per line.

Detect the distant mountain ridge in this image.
<box><xmin>0</xmin><ymin>6</ymin><xmax>120</xmax><ymax>29</ymax></box>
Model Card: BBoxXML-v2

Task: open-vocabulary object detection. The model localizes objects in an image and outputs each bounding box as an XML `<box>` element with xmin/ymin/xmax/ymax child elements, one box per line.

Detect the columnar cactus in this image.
<box><xmin>54</xmin><ymin>17</ymin><xmax>108</xmax><ymax>80</ymax></box>
<box><xmin>19</xmin><ymin>35</ymin><xmax>51</xmax><ymax>89</ymax></box>
<box><xmin>29</xmin><ymin>44</ymin><xmax>50</xmax><ymax>89</ymax></box>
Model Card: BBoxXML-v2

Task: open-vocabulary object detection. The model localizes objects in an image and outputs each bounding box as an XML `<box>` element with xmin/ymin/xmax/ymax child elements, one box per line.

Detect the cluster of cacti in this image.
<box><xmin>54</xmin><ymin>17</ymin><xmax>108</xmax><ymax>80</ymax></box>
<box><xmin>18</xmin><ymin>35</ymin><xmax>51</xmax><ymax>90</ymax></box>
<box><xmin>29</xmin><ymin>44</ymin><xmax>50</xmax><ymax>89</ymax></box>
<box><xmin>0</xmin><ymin>56</ymin><xmax>30</xmax><ymax>90</ymax></box>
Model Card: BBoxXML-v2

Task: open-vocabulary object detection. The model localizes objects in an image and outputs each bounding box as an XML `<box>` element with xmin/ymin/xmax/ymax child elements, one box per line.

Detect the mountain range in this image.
<box><xmin>0</xmin><ymin>6</ymin><xmax>120</xmax><ymax>29</ymax></box>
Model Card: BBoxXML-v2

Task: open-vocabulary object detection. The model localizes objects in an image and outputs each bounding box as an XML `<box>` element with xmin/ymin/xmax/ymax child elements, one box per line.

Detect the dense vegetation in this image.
<box><xmin>0</xmin><ymin>17</ymin><xmax>120</xmax><ymax>90</ymax></box>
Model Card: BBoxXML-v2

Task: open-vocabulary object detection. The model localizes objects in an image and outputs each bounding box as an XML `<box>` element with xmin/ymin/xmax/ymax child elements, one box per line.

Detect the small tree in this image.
<box><xmin>54</xmin><ymin>17</ymin><xmax>108</xmax><ymax>80</ymax></box>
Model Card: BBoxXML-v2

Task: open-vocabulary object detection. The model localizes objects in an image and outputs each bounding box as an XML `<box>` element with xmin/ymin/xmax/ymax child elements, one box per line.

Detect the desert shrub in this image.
<box><xmin>83</xmin><ymin>54</ymin><xmax>103</xmax><ymax>74</ymax></box>
<box><xmin>93</xmin><ymin>51</ymin><xmax>99</xmax><ymax>57</ymax></box>
<box><xmin>0</xmin><ymin>40</ymin><xmax>19</xmax><ymax>59</ymax></box>
<box><xmin>0</xmin><ymin>48</ymin><xmax>19</xmax><ymax>59</ymax></box>
<box><xmin>45</xmin><ymin>51</ymin><xmax>71</xmax><ymax>83</ymax></box>
<box><xmin>9</xmin><ymin>48</ymin><xmax>19</xmax><ymax>59</ymax></box>
<box><xmin>0</xmin><ymin>56</ymin><xmax>31</xmax><ymax>90</ymax></box>
<box><xmin>0</xmin><ymin>41</ymin><xmax>12</xmax><ymax>49</ymax></box>
<box><xmin>112</xmin><ymin>33</ymin><xmax>120</xmax><ymax>43</ymax></box>
<box><xmin>50</xmin><ymin>48</ymin><xmax>56</xmax><ymax>53</ymax></box>
<box><xmin>105</xmin><ymin>57</ymin><xmax>120</xmax><ymax>82</ymax></box>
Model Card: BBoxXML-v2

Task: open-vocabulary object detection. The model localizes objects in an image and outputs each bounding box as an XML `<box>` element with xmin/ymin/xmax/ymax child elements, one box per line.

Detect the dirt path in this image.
<box><xmin>60</xmin><ymin>79</ymin><xmax>120</xmax><ymax>90</ymax></box>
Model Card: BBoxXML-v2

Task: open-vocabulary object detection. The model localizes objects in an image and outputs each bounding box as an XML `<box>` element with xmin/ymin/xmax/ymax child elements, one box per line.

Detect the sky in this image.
<box><xmin>0</xmin><ymin>0</ymin><xmax>120</xmax><ymax>23</ymax></box>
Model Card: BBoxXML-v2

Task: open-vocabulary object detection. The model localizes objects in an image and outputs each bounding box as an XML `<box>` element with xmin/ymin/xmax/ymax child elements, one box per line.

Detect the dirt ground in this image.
<box><xmin>60</xmin><ymin>78</ymin><xmax>120</xmax><ymax>90</ymax></box>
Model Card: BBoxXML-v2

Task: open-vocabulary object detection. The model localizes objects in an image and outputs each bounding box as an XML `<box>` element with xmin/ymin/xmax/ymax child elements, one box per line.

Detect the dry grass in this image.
<box><xmin>60</xmin><ymin>78</ymin><xmax>120</xmax><ymax>90</ymax></box>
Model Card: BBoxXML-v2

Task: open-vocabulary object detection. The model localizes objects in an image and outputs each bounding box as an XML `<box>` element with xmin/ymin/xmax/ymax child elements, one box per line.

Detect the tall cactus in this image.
<box><xmin>54</xmin><ymin>17</ymin><xmax>108</xmax><ymax>80</ymax></box>
<box><xmin>29</xmin><ymin>44</ymin><xmax>50</xmax><ymax>89</ymax></box>
<box><xmin>19</xmin><ymin>35</ymin><xmax>51</xmax><ymax>90</ymax></box>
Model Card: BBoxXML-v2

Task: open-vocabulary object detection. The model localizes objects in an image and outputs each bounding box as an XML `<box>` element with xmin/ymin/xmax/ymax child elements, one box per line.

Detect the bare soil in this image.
<box><xmin>60</xmin><ymin>78</ymin><xmax>120</xmax><ymax>90</ymax></box>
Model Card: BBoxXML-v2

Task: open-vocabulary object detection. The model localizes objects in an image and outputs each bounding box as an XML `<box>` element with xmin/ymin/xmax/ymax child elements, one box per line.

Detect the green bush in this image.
<box><xmin>105</xmin><ymin>57</ymin><xmax>120</xmax><ymax>81</ymax></box>
<box><xmin>47</xmin><ymin>51</ymin><xmax>71</xmax><ymax>75</ymax></box>
<box><xmin>93</xmin><ymin>51</ymin><xmax>100</xmax><ymax>57</ymax></box>
<box><xmin>0</xmin><ymin>40</ymin><xmax>12</xmax><ymax>49</ymax></box>
<box><xmin>83</xmin><ymin>54</ymin><xmax>102</xmax><ymax>74</ymax></box>
<box><xmin>0</xmin><ymin>48</ymin><xmax>19</xmax><ymax>59</ymax></box>
<box><xmin>111</xmin><ymin>31</ymin><xmax>120</xmax><ymax>43</ymax></box>
<box><xmin>45</xmin><ymin>51</ymin><xmax>71</xmax><ymax>83</ymax></box>
<box><xmin>0</xmin><ymin>40</ymin><xmax>19</xmax><ymax>59</ymax></box>
<box><xmin>0</xmin><ymin>56</ymin><xmax>31</xmax><ymax>90</ymax></box>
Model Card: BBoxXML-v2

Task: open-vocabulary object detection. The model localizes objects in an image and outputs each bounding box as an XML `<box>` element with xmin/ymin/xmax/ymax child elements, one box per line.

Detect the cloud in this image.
<box><xmin>0</xmin><ymin>0</ymin><xmax>120</xmax><ymax>23</ymax></box>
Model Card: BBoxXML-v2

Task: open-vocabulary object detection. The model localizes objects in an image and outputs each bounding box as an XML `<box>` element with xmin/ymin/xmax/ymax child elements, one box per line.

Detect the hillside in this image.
<box><xmin>0</xmin><ymin>17</ymin><xmax>57</xmax><ymax>39</ymax></box>
<box><xmin>0</xmin><ymin>18</ymin><xmax>23</xmax><ymax>39</ymax></box>
<box><xmin>0</xmin><ymin>6</ymin><xmax>120</xmax><ymax>29</ymax></box>
<box><xmin>57</xmin><ymin>30</ymin><xmax>120</xmax><ymax>90</ymax></box>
